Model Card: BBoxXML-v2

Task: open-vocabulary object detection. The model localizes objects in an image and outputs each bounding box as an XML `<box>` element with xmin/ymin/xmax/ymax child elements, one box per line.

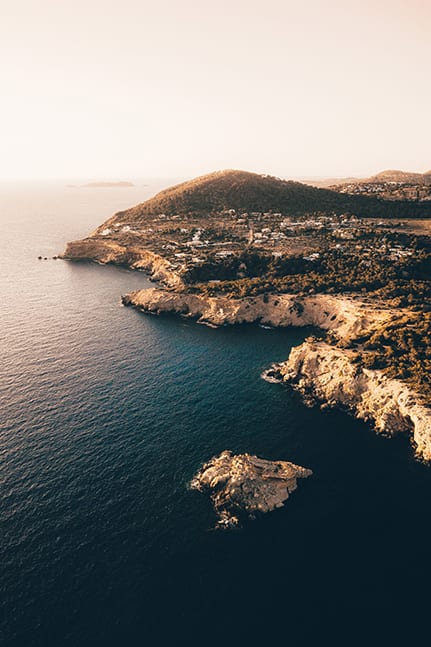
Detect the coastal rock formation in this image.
<box><xmin>61</xmin><ymin>240</ymin><xmax>182</xmax><ymax>288</ymax></box>
<box><xmin>59</xmin><ymin>168</ymin><xmax>431</xmax><ymax>466</ymax></box>
<box><xmin>190</xmin><ymin>450</ymin><xmax>312</xmax><ymax>527</ymax></box>
<box><xmin>122</xmin><ymin>288</ymin><xmax>392</xmax><ymax>338</ymax></box>
<box><xmin>266</xmin><ymin>340</ymin><xmax>431</xmax><ymax>461</ymax></box>
<box><xmin>124</xmin><ymin>287</ymin><xmax>431</xmax><ymax>461</ymax></box>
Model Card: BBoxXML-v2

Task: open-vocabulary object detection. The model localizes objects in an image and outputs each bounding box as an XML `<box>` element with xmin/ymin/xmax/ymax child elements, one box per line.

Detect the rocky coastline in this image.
<box><xmin>59</xmin><ymin>168</ymin><xmax>431</xmax><ymax>465</ymax></box>
<box><xmin>263</xmin><ymin>341</ymin><xmax>431</xmax><ymax>461</ymax></box>
<box><xmin>121</xmin><ymin>287</ymin><xmax>392</xmax><ymax>335</ymax></box>
<box><xmin>122</xmin><ymin>286</ymin><xmax>431</xmax><ymax>461</ymax></box>
<box><xmin>60</xmin><ymin>235</ymin><xmax>431</xmax><ymax>462</ymax></box>
<box><xmin>61</xmin><ymin>239</ymin><xmax>183</xmax><ymax>288</ymax></box>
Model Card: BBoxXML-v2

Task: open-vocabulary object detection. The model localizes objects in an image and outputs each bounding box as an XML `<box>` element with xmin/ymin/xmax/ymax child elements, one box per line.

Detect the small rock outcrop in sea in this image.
<box><xmin>190</xmin><ymin>450</ymin><xmax>312</xmax><ymax>528</ymax></box>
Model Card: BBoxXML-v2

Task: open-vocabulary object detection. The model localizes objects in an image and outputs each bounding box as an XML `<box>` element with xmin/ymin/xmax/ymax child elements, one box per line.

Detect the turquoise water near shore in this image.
<box><xmin>1</xmin><ymin>182</ymin><xmax>431</xmax><ymax>646</ymax></box>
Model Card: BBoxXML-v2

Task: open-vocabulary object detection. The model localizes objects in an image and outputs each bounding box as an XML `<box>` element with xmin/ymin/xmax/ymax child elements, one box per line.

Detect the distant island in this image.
<box><xmin>61</xmin><ymin>168</ymin><xmax>431</xmax><ymax>461</ymax></box>
<box><xmin>66</xmin><ymin>181</ymin><xmax>134</xmax><ymax>188</ymax></box>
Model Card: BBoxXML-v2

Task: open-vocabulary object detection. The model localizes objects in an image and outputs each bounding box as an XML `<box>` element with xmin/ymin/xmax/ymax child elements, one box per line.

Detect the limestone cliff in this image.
<box><xmin>269</xmin><ymin>341</ymin><xmax>431</xmax><ymax>461</ymax></box>
<box><xmin>61</xmin><ymin>239</ymin><xmax>182</xmax><ymax>288</ymax></box>
<box><xmin>123</xmin><ymin>287</ymin><xmax>431</xmax><ymax>461</ymax></box>
<box><xmin>122</xmin><ymin>288</ymin><xmax>393</xmax><ymax>337</ymax></box>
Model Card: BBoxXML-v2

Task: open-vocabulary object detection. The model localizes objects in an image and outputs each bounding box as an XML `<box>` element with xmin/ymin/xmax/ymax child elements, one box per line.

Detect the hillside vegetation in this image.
<box><xmin>185</xmin><ymin>235</ymin><xmax>431</xmax><ymax>398</ymax></box>
<box><xmin>115</xmin><ymin>170</ymin><xmax>431</xmax><ymax>221</ymax></box>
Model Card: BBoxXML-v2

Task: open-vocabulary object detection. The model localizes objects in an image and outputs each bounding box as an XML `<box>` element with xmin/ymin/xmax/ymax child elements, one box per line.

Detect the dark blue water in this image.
<box><xmin>1</xmin><ymin>183</ymin><xmax>431</xmax><ymax>646</ymax></box>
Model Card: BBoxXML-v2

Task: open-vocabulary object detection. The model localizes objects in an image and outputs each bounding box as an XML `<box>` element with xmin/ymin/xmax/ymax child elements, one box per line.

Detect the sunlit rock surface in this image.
<box><xmin>122</xmin><ymin>288</ymin><xmax>392</xmax><ymax>337</ymax></box>
<box><xmin>127</xmin><ymin>288</ymin><xmax>431</xmax><ymax>461</ymax></box>
<box><xmin>190</xmin><ymin>450</ymin><xmax>312</xmax><ymax>528</ymax></box>
<box><xmin>271</xmin><ymin>340</ymin><xmax>431</xmax><ymax>462</ymax></box>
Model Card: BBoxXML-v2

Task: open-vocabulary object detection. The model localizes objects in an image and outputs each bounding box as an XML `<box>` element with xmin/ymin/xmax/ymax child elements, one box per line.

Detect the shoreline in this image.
<box><xmin>60</xmin><ymin>241</ymin><xmax>431</xmax><ymax>462</ymax></box>
<box><xmin>122</xmin><ymin>286</ymin><xmax>431</xmax><ymax>462</ymax></box>
<box><xmin>61</xmin><ymin>238</ymin><xmax>183</xmax><ymax>288</ymax></box>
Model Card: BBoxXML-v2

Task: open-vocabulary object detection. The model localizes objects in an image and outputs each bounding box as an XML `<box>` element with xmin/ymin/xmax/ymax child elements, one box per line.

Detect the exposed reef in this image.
<box><xmin>190</xmin><ymin>450</ymin><xmax>312</xmax><ymax>528</ymax></box>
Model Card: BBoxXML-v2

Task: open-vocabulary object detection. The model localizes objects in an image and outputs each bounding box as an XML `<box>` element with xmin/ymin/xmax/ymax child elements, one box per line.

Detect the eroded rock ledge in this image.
<box><xmin>122</xmin><ymin>287</ymin><xmax>392</xmax><ymax>338</ymax></box>
<box><xmin>61</xmin><ymin>239</ymin><xmax>182</xmax><ymax>288</ymax></box>
<box><xmin>123</xmin><ymin>287</ymin><xmax>431</xmax><ymax>461</ymax></box>
<box><xmin>190</xmin><ymin>450</ymin><xmax>312</xmax><ymax>528</ymax></box>
<box><xmin>264</xmin><ymin>341</ymin><xmax>431</xmax><ymax>461</ymax></box>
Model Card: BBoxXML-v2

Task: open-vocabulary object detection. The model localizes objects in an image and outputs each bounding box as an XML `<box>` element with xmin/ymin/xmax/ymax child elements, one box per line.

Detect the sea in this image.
<box><xmin>1</xmin><ymin>181</ymin><xmax>431</xmax><ymax>647</ymax></box>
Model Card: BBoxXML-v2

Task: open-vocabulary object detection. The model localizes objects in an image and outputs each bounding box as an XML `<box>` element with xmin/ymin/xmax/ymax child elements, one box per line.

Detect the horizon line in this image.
<box><xmin>1</xmin><ymin>166</ymin><xmax>431</xmax><ymax>184</ymax></box>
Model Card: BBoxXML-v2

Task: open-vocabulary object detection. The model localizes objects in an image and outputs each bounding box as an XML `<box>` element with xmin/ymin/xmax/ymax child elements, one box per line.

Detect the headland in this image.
<box><xmin>62</xmin><ymin>169</ymin><xmax>431</xmax><ymax>461</ymax></box>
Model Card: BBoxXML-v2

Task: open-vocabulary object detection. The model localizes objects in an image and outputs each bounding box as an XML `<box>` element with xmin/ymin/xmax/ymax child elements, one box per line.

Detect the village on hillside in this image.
<box><xmin>330</xmin><ymin>181</ymin><xmax>431</xmax><ymax>202</ymax></box>
<box><xmin>96</xmin><ymin>208</ymin><xmax>424</xmax><ymax>279</ymax></box>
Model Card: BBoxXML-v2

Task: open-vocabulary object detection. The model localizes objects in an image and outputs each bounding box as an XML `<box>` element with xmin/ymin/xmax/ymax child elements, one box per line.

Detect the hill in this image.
<box><xmin>114</xmin><ymin>170</ymin><xmax>431</xmax><ymax>221</ymax></box>
<box><xmin>304</xmin><ymin>169</ymin><xmax>431</xmax><ymax>188</ymax></box>
<box><xmin>368</xmin><ymin>170</ymin><xmax>431</xmax><ymax>185</ymax></box>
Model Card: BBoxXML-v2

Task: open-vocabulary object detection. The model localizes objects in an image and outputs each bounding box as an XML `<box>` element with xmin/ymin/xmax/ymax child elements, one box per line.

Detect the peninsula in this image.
<box><xmin>62</xmin><ymin>169</ymin><xmax>431</xmax><ymax>461</ymax></box>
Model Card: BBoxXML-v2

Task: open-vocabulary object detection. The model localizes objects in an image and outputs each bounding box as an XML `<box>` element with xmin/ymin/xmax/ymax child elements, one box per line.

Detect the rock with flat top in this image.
<box><xmin>190</xmin><ymin>450</ymin><xmax>312</xmax><ymax>527</ymax></box>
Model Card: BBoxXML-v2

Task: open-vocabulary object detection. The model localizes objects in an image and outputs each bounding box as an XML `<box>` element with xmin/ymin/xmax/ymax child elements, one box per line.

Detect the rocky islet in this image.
<box><xmin>190</xmin><ymin>450</ymin><xmax>313</xmax><ymax>528</ymax></box>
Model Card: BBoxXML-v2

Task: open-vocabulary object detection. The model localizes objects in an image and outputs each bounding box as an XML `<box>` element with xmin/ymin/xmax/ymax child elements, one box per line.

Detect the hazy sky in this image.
<box><xmin>1</xmin><ymin>0</ymin><xmax>430</xmax><ymax>180</ymax></box>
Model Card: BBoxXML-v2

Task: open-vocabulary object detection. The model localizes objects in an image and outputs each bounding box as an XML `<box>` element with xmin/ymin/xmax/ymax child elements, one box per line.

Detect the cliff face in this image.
<box><xmin>122</xmin><ymin>288</ymin><xmax>393</xmax><ymax>338</ymax></box>
<box><xmin>273</xmin><ymin>341</ymin><xmax>431</xmax><ymax>461</ymax></box>
<box><xmin>61</xmin><ymin>239</ymin><xmax>183</xmax><ymax>288</ymax></box>
<box><xmin>123</xmin><ymin>287</ymin><xmax>431</xmax><ymax>461</ymax></box>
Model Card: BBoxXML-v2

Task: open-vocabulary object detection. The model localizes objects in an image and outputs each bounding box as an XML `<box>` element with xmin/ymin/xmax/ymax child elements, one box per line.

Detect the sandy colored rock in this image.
<box><xmin>190</xmin><ymin>450</ymin><xmax>312</xmax><ymax>527</ymax></box>
<box><xmin>124</xmin><ymin>287</ymin><xmax>431</xmax><ymax>461</ymax></box>
<box><xmin>61</xmin><ymin>240</ymin><xmax>183</xmax><ymax>288</ymax></box>
<box><xmin>271</xmin><ymin>340</ymin><xmax>431</xmax><ymax>461</ymax></box>
<box><xmin>122</xmin><ymin>287</ymin><xmax>392</xmax><ymax>337</ymax></box>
